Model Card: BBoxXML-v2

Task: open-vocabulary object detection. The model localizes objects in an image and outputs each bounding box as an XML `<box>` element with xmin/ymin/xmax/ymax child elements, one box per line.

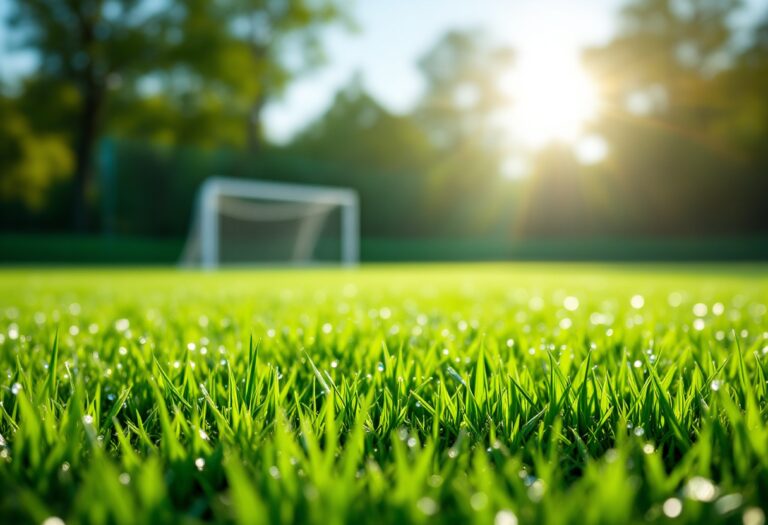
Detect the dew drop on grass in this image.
<box><xmin>427</xmin><ymin>474</ymin><xmax>443</xmax><ymax>487</ymax></box>
<box><xmin>714</xmin><ymin>493</ymin><xmax>742</xmax><ymax>515</ymax></box>
<box><xmin>563</xmin><ymin>296</ymin><xmax>580</xmax><ymax>311</ymax></box>
<box><xmin>330</xmin><ymin>360</ymin><xmax>338</xmax><ymax>369</ymax></box>
<box><xmin>495</xmin><ymin>510</ymin><xmax>518</xmax><ymax>525</ymax></box>
<box><xmin>630</xmin><ymin>295</ymin><xmax>645</xmax><ymax>309</ymax></box>
<box><xmin>11</xmin><ymin>383</ymin><xmax>21</xmax><ymax>395</ymax></box>
<box><xmin>667</xmin><ymin>292</ymin><xmax>683</xmax><ymax>308</ymax></box>
<box><xmin>743</xmin><ymin>507</ymin><xmax>766</xmax><ymax>525</ymax></box>
<box><xmin>195</xmin><ymin>457</ymin><xmax>205</xmax><ymax>471</ymax></box>
<box><xmin>41</xmin><ymin>517</ymin><xmax>66</xmax><ymax>525</ymax></box>
<box><xmin>376</xmin><ymin>362</ymin><xmax>385</xmax><ymax>372</ymax></box>
<box><xmin>115</xmin><ymin>319</ymin><xmax>130</xmax><ymax>332</ymax></box>
<box><xmin>663</xmin><ymin>498</ymin><xmax>682</xmax><ymax>518</ymax></box>
<box><xmin>711</xmin><ymin>380</ymin><xmax>722</xmax><ymax>391</ymax></box>
<box><xmin>119</xmin><ymin>473</ymin><xmax>131</xmax><ymax>485</ymax></box>
<box><xmin>470</xmin><ymin>492</ymin><xmax>488</xmax><ymax>510</ymax></box>
<box><xmin>527</xmin><ymin>480</ymin><xmax>545</xmax><ymax>502</ymax></box>
<box><xmin>417</xmin><ymin>497</ymin><xmax>438</xmax><ymax>516</ymax></box>
<box><xmin>685</xmin><ymin>477</ymin><xmax>718</xmax><ymax>502</ymax></box>
<box><xmin>633</xmin><ymin>360</ymin><xmax>643</xmax><ymax>368</ymax></box>
<box><xmin>642</xmin><ymin>444</ymin><xmax>655</xmax><ymax>454</ymax></box>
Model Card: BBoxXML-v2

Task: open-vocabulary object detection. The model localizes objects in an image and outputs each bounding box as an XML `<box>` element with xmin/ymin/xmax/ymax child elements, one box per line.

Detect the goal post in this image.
<box><xmin>181</xmin><ymin>177</ymin><xmax>360</xmax><ymax>268</ymax></box>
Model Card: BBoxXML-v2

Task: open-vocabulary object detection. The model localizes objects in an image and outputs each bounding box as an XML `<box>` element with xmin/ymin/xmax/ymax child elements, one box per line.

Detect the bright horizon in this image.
<box><xmin>263</xmin><ymin>0</ymin><xmax>623</xmax><ymax>145</ymax></box>
<box><xmin>1</xmin><ymin>0</ymin><xmax>763</xmax><ymax>148</ymax></box>
<box><xmin>262</xmin><ymin>0</ymin><xmax>763</xmax><ymax>147</ymax></box>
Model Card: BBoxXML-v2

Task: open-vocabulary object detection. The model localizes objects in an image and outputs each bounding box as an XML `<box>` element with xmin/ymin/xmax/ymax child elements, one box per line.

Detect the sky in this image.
<box><xmin>1</xmin><ymin>0</ymin><xmax>764</xmax><ymax>144</ymax></box>
<box><xmin>262</xmin><ymin>0</ymin><xmax>625</xmax><ymax>143</ymax></box>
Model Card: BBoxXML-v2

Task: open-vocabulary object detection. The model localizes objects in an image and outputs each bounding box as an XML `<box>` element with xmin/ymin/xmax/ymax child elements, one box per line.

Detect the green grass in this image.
<box><xmin>0</xmin><ymin>264</ymin><xmax>767</xmax><ymax>525</ymax></box>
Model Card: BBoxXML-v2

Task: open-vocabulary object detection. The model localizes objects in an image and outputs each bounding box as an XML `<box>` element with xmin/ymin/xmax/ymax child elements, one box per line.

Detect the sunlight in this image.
<box><xmin>500</xmin><ymin>52</ymin><xmax>601</xmax><ymax>148</ymax></box>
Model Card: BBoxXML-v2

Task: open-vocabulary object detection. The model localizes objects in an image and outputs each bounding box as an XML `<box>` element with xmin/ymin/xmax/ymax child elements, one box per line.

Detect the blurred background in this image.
<box><xmin>1</xmin><ymin>0</ymin><xmax>767</xmax><ymax>264</ymax></box>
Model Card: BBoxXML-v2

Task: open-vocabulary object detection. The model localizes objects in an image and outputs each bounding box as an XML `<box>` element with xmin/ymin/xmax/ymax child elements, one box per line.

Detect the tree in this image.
<box><xmin>584</xmin><ymin>0</ymin><xmax>740</xmax><ymax>123</ymax></box>
<box><xmin>292</xmin><ymin>75</ymin><xmax>433</xmax><ymax>172</ymax></box>
<box><xmin>413</xmin><ymin>30</ymin><xmax>517</xmax><ymax>235</ymax></box>
<box><xmin>0</xmin><ymin>94</ymin><xmax>72</xmax><ymax>212</ymax></box>
<box><xmin>580</xmin><ymin>0</ymin><xmax>764</xmax><ymax>236</ymax></box>
<box><xmin>169</xmin><ymin>0</ymin><xmax>350</xmax><ymax>152</ymax></box>
<box><xmin>514</xmin><ymin>144</ymin><xmax>592</xmax><ymax>237</ymax></box>
<box><xmin>415</xmin><ymin>30</ymin><xmax>514</xmax><ymax>151</ymax></box>
<box><xmin>6</xmin><ymin>0</ymin><xmax>350</xmax><ymax>231</ymax></box>
<box><xmin>6</xmin><ymin>0</ymin><xmax>172</xmax><ymax>230</ymax></box>
<box><xmin>290</xmin><ymin>76</ymin><xmax>436</xmax><ymax>236</ymax></box>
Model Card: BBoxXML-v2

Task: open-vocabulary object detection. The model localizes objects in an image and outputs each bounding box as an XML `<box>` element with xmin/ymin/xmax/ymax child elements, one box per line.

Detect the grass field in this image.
<box><xmin>0</xmin><ymin>264</ymin><xmax>767</xmax><ymax>524</ymax></box>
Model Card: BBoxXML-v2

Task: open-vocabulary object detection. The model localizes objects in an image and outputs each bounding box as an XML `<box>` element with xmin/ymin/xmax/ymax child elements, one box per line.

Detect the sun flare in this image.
<box><xmin>501</xmin><ymin>54</ymin><xmax>600</xmax><ymax>148</ymax></box>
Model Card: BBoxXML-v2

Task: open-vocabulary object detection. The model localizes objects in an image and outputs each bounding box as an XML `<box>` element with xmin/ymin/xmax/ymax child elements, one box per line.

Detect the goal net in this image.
<box><xmin>180</xmin><ymin>178</ymin><xmax>359</xmax><ymax>268</ymax></box>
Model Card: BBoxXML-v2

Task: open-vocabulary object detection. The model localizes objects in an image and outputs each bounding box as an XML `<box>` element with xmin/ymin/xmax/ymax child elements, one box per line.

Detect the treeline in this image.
<box><xmin>1</xmin><ymin>0</ymin><xmax>767</xmax><ymax>240</ymax></box>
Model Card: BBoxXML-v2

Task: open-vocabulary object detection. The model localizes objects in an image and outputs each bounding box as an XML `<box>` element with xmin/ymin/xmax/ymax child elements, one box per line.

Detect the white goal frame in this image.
<box><xmin>194</xmin><ymin>177</ymin><xmax>359</xmax><ymax>268</ymax></box>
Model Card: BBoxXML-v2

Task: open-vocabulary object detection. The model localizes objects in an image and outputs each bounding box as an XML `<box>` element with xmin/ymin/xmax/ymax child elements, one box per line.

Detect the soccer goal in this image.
<box><xmin>181</xmin><ymin>177</ymin><xmax>359</xmax><ymax>268</ymax></box>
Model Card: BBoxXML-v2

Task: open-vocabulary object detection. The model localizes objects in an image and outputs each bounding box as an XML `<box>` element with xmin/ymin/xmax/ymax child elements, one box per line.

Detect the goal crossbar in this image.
<box><xmin>196</xmin><ymin>177</ymin><xmax>359</xmax><ymax>268</ymax></box>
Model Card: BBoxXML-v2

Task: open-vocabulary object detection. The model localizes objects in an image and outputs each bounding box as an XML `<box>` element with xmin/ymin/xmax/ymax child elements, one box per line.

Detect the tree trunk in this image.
<box><xmin>247</xmin><ymin>15</ymin><xmax>269</xmax><ymax>153</ymax></box>
<box><xmin>72</xmin><ymin>76</ymin><xmax>103</xmax><ymax>232</ymax></box>
<box><xmin>246</xmin><ymin>97</ymin><xmax>266</xmax><ymax>152</ymax></box>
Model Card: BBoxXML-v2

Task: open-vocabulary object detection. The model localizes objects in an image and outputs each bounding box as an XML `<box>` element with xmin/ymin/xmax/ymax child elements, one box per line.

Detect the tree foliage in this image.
<box><xmin>3</xmin><ymin>0</ymin><xmax>349</xmax><ymax>230</ymax></box>
<box><xmin>0</xmin><ymin>94</ymin><xmax>72</xmax><ymax>210</ymax></box>
<box><xmin>2</xmin><ymin>0</ymin><xmax>768</xmax><ymax>242</ymax></box>
<box><xmin>516</xmin><ymin>0</ymin><xmax>768</xmax><ymax>238</ymax></box>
